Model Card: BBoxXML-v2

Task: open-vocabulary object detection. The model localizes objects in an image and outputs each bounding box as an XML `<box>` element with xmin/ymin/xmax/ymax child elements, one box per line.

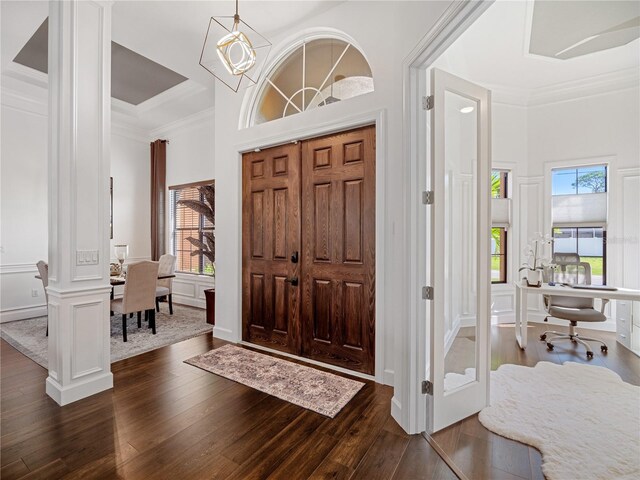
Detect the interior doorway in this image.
<box><xmin>242</xmin><ymin>125</ymin><xmax>376</xmax><ymax>375</ymax></box>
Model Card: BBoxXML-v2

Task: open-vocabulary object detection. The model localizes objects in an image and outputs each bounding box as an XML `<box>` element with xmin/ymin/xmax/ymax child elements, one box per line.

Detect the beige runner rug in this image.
<box><xmin>185</xmin><ymin>344</ymin><xmax>364</xmax><ymax>417</ymax></box>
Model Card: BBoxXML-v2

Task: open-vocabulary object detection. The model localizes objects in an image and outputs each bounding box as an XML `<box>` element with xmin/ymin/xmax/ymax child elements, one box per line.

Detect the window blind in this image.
<box><xmin>491</xmin><ymin>198</ymin><xmax>511</xmax><ymax>228</ymax></box>
<box><xmin>552</xmin><ymin>192</ymin><xmax>607</xmax><ymax>227</ymax></box>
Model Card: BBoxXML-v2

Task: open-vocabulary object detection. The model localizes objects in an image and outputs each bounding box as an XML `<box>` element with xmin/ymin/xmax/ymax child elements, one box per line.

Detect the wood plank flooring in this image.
<box><xmin>430</xmin><ymin>322</ymin><xmax>640</xmax><ymax>480</ymax></box>
<box><xmin>1</xmin><ymin>334</ymin><xmax>454</xmax><ymax>480</ymax></box>
<box><xmin>2</xmin><ymin>321</ymin><xmax>638</xmax><ymax>479</ymax></box>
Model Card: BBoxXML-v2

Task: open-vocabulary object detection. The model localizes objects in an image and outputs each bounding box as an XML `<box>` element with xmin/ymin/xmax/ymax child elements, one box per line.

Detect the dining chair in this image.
<box><xmin>155</xmin><ymin>254</ymin><xmax>176</xmax><ymax>315</ymax></box>
<box><xmin>36</xmin><ymin>260</ymin><xmax>49</xmax><ymax>336</ymax></box>
<box><xmin>110</xmin><ymin>261</ymin><xmax>159</xmax><ymax>342</ymax></box>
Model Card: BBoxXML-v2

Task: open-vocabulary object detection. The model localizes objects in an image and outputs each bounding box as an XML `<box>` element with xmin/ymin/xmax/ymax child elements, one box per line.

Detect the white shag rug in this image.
<box><xmin>478</xmin><ymin>362</ymin><xmax>640</xmax><ymax>480</ymax></box>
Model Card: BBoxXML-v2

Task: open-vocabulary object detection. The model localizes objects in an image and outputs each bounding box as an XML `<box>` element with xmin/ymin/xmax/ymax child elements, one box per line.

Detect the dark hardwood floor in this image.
<box><xmin>431</xmin><ymin>322</ymin><xmax>640</xmax><ymax>480</ymax></box>
<box><xmin>1</xmin><ymin>334</ymin><xmax>455</xmax><ymax>480</ymax></box>
<box><xmin>2</xmin><ymin>322</ymin><xmax>638</xmax><ymax>480</ymax></box>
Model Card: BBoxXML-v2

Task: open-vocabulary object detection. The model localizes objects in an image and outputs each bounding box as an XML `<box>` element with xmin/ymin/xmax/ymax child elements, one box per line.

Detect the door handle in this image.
<box><xmin>291</xmin><ymin>251</ymin><xmax>299</xmax><ymax>263</ymax></box>
<box><xmin>284</xmin><ymin>277</ymin><xmax>299</xmax><ymax>286</ymax></box>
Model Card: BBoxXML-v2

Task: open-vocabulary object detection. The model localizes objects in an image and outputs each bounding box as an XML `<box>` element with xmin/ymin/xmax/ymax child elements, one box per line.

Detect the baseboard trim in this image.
<box><xmin>383</xmin><ymin>368</ymin><xmax>395</xmax><ymax>387</ymax></box>
<box><xmin>46</xmin><ymin>371</ymin><xmax>113</xmax><ymax>406</ymax></box>
<box><xmin>212</xmin><ymin>326</ymin><xmax>235</xmax><ymax>342</ymax></box>
<box><xmin>173</xmin><ymin>296</ymin><xmax>206</xmax><ymax>309</ymax></box>
<box><xmin>391</xmin><ymin>396</ymin><xmax>402</xmax><ymax>426</ymax></box>
<box><xmin>0</xmin><ymin>305</ymin><xmax>47</xmax><ymax>323</ymax></box>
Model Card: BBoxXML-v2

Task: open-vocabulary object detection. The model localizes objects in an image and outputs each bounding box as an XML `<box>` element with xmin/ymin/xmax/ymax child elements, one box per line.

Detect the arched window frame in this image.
<box><xmin>242</xmin><ymin>29</ymin><xmax>374</xmax><ymax>128</ymax></box>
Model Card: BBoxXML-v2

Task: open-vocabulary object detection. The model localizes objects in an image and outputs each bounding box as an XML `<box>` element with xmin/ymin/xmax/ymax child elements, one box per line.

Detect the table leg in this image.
<box><xmin>515</xmin><ymin>285</ymin><xmax>528</xmax><ymax>349</ymax></box>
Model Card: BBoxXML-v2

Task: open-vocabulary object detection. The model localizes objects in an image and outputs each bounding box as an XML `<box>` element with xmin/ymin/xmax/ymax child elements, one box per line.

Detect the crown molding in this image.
<box><xmin>0</xmin><ymin>86</ymin><xmax>47</xmax><ymax>116</ymax></box>
<box><xmin>486</xmin><ymin>67</ymin><xmax>639</xmax><ymax>107</ymax></box>
<box><xmin>149</xmin><ymin>106</ymin><xmax>215</xmax><ymax>140</ymax></box>
<box><xmin>527</xmin><ymin>67</ymin><xmax>640</xmax><ymax>107</ymax></box>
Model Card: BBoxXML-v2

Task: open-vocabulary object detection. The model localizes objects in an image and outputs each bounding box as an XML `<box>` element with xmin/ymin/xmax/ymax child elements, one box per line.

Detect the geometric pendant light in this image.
<box><xmin>199</xmin><ymin>0</ymin><xmax>272</xmax><ymax>92</ymax></box>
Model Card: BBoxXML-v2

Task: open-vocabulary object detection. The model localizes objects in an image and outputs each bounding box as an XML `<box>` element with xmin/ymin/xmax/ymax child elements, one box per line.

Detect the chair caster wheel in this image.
<box><xmin>540</xmin><ymin>334</ymin><xmax>547</xmax><ymax>341</ymax></box>
<box><xmin>547</xmin><ymin>343</ymin><xmax>554</xmax><ymax>351</ymax></box>
<box><xmin>601</xmin><ymin>345</ymin><xmax>608</xmax><ymax>353</ymax></box>
<box><xmin>586</xmin><ymin>351</ymin><xmax>594</xmax><ymax>359</ymax></box>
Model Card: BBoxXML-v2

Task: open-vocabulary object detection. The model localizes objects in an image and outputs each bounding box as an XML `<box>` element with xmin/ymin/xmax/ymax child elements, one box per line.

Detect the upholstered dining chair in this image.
<box><xmin>110</xmin><ymin>261</ymin><xmax>159</xmax><ymax>342</ymax></box>
<box><xmin>36</xmin><ymin>260</ymin><xmax>49</xmax><ymax>336</ymax></box>
<box><xmin>155</xmin><ymin>254</ymin><xmax>176</xmax><ymax>315</ymax></box>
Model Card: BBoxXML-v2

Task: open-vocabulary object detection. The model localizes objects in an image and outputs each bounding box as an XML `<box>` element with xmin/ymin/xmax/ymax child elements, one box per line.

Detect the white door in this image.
<box><xmin>427</xmin><ymin>68</ymin><xmax>491</xmax><ymax>433</ymax></box>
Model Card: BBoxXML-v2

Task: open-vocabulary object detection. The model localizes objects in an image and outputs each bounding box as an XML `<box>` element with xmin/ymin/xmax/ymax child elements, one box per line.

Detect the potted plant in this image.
<box><xmin>519</xmin><ymin>233</ymin><xmax>552</xmax><ymax>287</ymax></box>
<box><xmin>177</xmin><ymin>184</ymin><xmax>216</xmax><ymax>324</ymax></box>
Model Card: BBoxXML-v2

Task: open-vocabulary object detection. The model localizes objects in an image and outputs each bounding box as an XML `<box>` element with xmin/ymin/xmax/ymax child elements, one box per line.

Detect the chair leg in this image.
<box><xmin>122</xmin><ymin>314</ymin><xmax>127</xmax><ymax>342</ymax></box>
<box><xmin>168</xmin><ymin>294</ymin><xmax>173</xmax><ymax>315</ymax></box>
<box><xmin>156</xmin><ymin>298</ymin><xmax>160</xmax><ymax>313</ymax></box>
<box><xmin>137</xmin><ymin>311</ymin><xmax>142</xmax><ymax>328</ymax></box>
<box><xmin>151</xmin><ymin>309</ymin><xmax>156</xmax><ymax>335</ymax></box>
<box><xmin>130</xmin><ymin>312</ymin><xmax>134</xmax><ymax>318</ymax></box>
<box><xmin>145</xmin><ymin>309</ymin><xmax>150</xmax><ymax>327</ymax></box>
<box><xmin>46</xmin><ymin>322</ymin><xmax>48</xmax><ymax>337</ymax></box>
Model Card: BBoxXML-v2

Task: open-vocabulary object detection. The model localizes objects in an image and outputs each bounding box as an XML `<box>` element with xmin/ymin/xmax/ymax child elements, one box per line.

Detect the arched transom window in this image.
<box><xmin>253</xmin><ymin>38</ymin><xmax>374</xmax><ymax>125</ymax></box>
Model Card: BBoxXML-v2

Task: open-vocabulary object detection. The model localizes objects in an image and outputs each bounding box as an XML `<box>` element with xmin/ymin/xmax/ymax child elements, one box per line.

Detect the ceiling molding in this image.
<box><xmin>1</xmin><ymin>62</ymin><xmax>48</xmax><ymax>89</ymax></box>
<box><xmin>527</xmin><ymin>67</ymin><xmax>639</xmax><ymax>106</ymax></box>
<box><xmin>135</xmin><ymin>80</ymin><xmax>210</xmax><ymax>114</ymax></box>
<box><xmin>486</xmin><ymin>66</ymin><xmax>639</xmax><ymax>107</ymax></box>
<box><xmin>111</xmin><ymin>121</ymin><xmax>151</xmax><ymax>144</ymax></box>
<box><xmin>149</xmin><ymin>106</ymin><xmax>215</xmax><ymax>140</ymax></box>
<box><xmin>0</xmin><ymin>86</ymin><xmax>47</xmax><ymax>116</ymax></box>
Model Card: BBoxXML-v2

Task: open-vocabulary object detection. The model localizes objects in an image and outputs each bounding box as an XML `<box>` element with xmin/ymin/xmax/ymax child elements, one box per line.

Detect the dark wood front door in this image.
<box><xmin>242</xmin><ymin>144</ymin><xmax>301</xmax><ymax>354</ymax></box>
<box><xmin>242</xmin><ymin>125</ymin><xmax>375</xmax><ymax>374</ymax></box>
<box><xmin>300</xmin><ymin>126</ymin><xmax>376</xmax><ymax>374</ymax></box>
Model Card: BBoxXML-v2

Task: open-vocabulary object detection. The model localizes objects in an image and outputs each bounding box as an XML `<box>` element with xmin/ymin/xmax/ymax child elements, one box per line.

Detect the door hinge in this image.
<box><xmin>422</xmin><ymin>380</ymin><xmax>433</xmax><ymax>395</ymax></box>
<box><xmin>422</xmin><ymin>95</ymin><xmax>434</xmax><ymax>110</ymax></box>
<box><xmin>422</xmin><ymin>286</ymin><xmax>434</xmax><ymax>300</ymax></box>
<box><xmin>422</xmin><ymin>190</ymin><xmax>434</xmax><ymax>205</ymax></box>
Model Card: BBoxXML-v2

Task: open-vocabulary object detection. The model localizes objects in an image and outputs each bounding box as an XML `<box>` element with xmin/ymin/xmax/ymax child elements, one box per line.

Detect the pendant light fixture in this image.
<box><xmin>199</xmin><ymin>0</ymin><xmax>271</xmax><ymax>92</ymax></box>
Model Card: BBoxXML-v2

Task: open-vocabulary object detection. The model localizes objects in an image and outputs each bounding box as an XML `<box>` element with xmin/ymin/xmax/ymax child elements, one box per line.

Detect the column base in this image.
<box><xmin>46</xmin><ymin>371</ymin><xmax>113</xmax><ymax>406</ymax></box>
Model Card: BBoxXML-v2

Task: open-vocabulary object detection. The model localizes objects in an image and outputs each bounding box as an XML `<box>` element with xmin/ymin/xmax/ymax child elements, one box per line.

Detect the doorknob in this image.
<box><xmin>291</xmin><ymin>251</ymin><xmax>299</xmax><ymax>263</ymax></box>
<box><xmin>284</xmin><ymin>277</ymin><xmax>299</xmax><ymax>286</ymax></box>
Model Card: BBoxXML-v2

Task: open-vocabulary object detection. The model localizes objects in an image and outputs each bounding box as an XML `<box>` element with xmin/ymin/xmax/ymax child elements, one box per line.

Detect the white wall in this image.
<box><xmin>212</xmin><ymin>0</ymin><xmax>453</xmax><ymax>431</ymax></box>
<box><xmin>153</xmin><ymin>109</ymin><xmax>216</xmax><ymax>309</ymax></box>
<box><xmin>524</xmin><ymin>87</ymin><xmax>640</xmax><ymax>329</ymax></box>
<box><xmin>110</xmin><ymin>131</ymin><xmax>151</xmax><ymax>263</ymax></box>
<box><xmin>0</xmin><ymin>90</ymin><xmax>152</xmax><ymax>322</ymax></box>
<box><xmin>0</xmin><ymin>94</ymin><xmax>49</xmax><ymax>321</ymax></box>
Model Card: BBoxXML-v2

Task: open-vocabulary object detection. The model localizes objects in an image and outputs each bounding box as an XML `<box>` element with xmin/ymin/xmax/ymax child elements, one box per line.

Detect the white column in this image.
<box><xmin>46</xmin><ymin>0</ymin><xmax>113</xmax><ymax>405</ymax></box>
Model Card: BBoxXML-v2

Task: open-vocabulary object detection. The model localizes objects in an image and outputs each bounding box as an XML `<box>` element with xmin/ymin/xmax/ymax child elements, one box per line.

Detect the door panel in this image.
<box><xmin>242</xmin><ymin>144</ymin><xmax>301</xmax><ymax>354</ymax></box>
<box><xmin>428</xmin><ymin>69</ymin><xmax>491</xmax><ymax>432</ymax></box>
<box><xmin>301</xmin><ymin>125</ymin><xmax>376</xmax><ymax>375</ymax></box>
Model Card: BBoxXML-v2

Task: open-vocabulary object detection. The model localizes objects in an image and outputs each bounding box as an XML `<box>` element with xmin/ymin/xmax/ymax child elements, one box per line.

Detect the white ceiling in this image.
<box><xmin>1</xmin><ymin>0</ymin><xmax>344</xmax><ymax>131</ymax></box>
<box><xmin>434</xmin><ymin>0</ymin><xmax>640</xmax><ymax>103</ymax></box>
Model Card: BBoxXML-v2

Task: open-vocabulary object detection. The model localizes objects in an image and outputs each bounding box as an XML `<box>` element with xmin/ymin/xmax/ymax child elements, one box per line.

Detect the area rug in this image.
<box><xmin>478</xmin><ymin>362</ymin><xmax>640</xmax><ymax>480</ymax></box>
<box><xmin>1</xmin><ymin>305</ymin><xmax>212</xmax><ymax>368</ymax></box>
<box><xmin>185</xmin><ymin>344</ymin><xmax>364</xmax><ymax>417</ymax></box>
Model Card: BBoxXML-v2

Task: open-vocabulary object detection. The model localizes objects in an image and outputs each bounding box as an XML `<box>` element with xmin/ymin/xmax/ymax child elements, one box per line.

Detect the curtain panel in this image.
<box><xmin>150</xmin><ymin>139</ymin><xmax>167</xmax><ymax>261</ymax></box>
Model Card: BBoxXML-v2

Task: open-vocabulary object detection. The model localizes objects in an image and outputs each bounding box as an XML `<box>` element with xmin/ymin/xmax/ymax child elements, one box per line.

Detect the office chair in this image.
<box><xmin>540</xmin><ymin>253</ymin><xmax>608</xmax><ymax>358</ymax></box>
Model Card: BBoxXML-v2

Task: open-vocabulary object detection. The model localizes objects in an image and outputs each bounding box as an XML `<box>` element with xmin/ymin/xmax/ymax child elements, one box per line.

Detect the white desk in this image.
<box><xmin>514</xmin><ymin>281</ymin><xmax>640</xmax><ymax>349</ymax></box>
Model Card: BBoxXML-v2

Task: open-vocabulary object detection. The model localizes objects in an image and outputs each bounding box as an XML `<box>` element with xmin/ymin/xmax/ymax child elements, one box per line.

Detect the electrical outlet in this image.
<box><xmin>31</xmin><ymin>289</ymin><xmax>39</xmax><ymax>297</ymax></box>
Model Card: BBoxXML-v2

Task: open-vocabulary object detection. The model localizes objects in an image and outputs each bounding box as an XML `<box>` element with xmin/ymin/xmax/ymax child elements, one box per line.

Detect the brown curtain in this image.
<box><xmin>150</xmin><ymin>139</ymin><xmax>167</xmax><ymax>261</ymax></box>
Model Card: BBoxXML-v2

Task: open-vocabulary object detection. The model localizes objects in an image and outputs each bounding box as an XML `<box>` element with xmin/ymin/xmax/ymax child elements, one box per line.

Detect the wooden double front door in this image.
<box><xmin>242</xmin><ymin>125</ymin><xmax>376</xmax><ymax>374</ymax></box>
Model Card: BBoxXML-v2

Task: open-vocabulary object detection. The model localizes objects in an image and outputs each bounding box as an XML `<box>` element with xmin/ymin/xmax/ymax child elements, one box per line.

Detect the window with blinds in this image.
<box><xmin>551</xmin><ymin>165</ymin><xmax>607</xmax><ymax>285</ymax></box>
<box><xmin>491</xmin><ymin>170</ymin><xmax>509</xmax><ymax>284</ymax></box>
<box><xmin>169</xmin><ymin>181</ymin><xmax>215</xmax><ymax>275</ymax></box>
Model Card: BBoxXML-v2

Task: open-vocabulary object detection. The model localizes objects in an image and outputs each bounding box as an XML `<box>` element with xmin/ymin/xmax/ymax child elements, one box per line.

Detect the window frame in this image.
<box><xmin>169</xmin><ymin>180</ymin><xmax>215</xmax><ymax>276</ymax></box>
<box><xmin>491</xmin><ymin>169</ymin><xmax>509</xmax><ymax>284</ymax></box>
<box><xmin>551</xmin><ymin>226</ymin><xmax>607</xmax><ymax>285</ymax></box>
<box><xmin>246</xmin><ymin>32</ymin><xmax>374</xmax><ymax>127</ymax></box>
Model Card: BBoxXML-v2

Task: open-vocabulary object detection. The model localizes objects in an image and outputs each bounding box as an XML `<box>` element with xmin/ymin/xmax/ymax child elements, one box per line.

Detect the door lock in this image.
<box><xmin>284</xmin><ymin>277</ymin><xmax>299</xmax><ymax>286</ymax></box>
<box><xmin>291</xmin><ymin>251</ymin><xmax>299</xmax><ymax>263</ymax></box>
